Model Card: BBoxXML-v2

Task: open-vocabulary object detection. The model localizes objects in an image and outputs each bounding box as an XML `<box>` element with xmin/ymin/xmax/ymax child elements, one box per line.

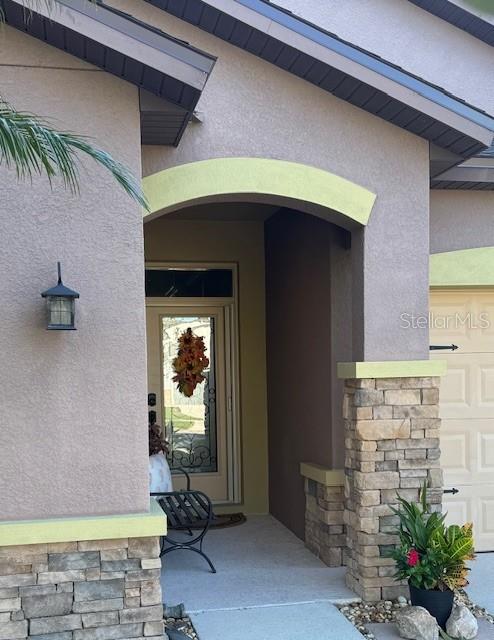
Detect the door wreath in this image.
<box><xmin>172</xmin><ymin>327</ymin><xmax>210</xmax><ymax>397</ymax></box>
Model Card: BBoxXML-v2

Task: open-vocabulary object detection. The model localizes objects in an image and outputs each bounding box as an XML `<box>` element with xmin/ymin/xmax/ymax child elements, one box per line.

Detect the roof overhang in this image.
<box><xmin>408</xmin><ymin>0</ymin><xmax>494</xmax><ymax>47</ymax></box>
<box><xmin>146</xmin><ymin>0</ymin><xmax>494</xmax><ymax>157</ymax></box>
<box><xmin>1</xmin><ymin>0</ymin><xmax>216</xmax><ymax>145</ymax></box>
<box><xmin>432</xmin><ymin>152</ymin><xmax>494</xmax><ymax>190</ymax></box>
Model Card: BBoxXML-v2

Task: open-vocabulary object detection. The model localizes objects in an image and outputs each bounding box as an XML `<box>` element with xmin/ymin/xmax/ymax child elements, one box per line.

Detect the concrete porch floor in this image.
<box><xmin>161</xmin><ymin>514</ymin><xmax>358</xmax><ymax>612</ymax></box>
<box><xmin>160</xmin><ymin>518</ymin><xmax>494</xmax><ymax>640</ymax></box>
<box><xmin>161</xmin><ymin>515</ymin><xmax>361</xmax><ymax>639</ymax></box>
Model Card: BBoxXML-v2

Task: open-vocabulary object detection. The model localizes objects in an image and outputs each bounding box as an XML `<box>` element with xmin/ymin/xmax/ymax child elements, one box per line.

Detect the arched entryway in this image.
<box><xmin>143</xmin><ymin>157</ymin><xmax>376</xmax><ymax>229</ymax></box>
<box><xmin>142</xmin><ymin>155</ymin><xmax>376</xmax><ymax>521</ymax></box>
<box><xmin>142</xmin><ymin>157</ymin><xmax>377</xmax><ymax>604</ymax></box>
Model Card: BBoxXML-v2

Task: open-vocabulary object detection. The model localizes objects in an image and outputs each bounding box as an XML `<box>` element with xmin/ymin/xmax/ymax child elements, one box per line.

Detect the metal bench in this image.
<box><xmin>151</xmin><ymin>469</ymin><xmax>216</xmax><ymax>573</ymax></box>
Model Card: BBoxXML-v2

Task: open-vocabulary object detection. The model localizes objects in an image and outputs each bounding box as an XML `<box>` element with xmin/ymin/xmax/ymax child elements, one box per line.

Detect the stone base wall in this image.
<box><xmin>0</xmin><ymin>536</ymin><xmax>166</xmax><ymax>640</ymax></box>
<box><xmin>304</xmin><ymin>478</ymin><xmax>346</xmax><ymax>567</ymax></box>
<box><xmin>344</xmin><ymin>377</ymin><xmax>442</xmax><ymax>602</ymax></box>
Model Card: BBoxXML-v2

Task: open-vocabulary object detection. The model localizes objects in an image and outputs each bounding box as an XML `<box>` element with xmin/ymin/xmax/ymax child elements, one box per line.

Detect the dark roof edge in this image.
<box><xmin>432</xmin><ymin>160</ymin><xmax>494</xmax><ymax>190</ymax></box>
<box><xmin>408</xmin><ymin>0</ymin><xmax>494</xmax><ymax>48</ymax></box>
<box><xmin>2</xmin><ymin>0</ymin><xmax>217</xmax><ymax>146</ymax></box>
<box><xmin>97</xmin><ymin>1</ymin><xmax>217</xmax><ymax>69</ymax></box>
<box><xmin>244</xmin><ymin>0</ymin><xmax>494</xmax><ymax>131</ymax></box>
<box><xmin>151</xmin><ymin>0</ymin><xmax>494</xmax><ymax>157</ymax></box>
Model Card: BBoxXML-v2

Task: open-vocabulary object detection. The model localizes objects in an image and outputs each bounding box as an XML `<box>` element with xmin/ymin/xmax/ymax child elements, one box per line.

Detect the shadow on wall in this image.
<box><xmin>265</xmin><ymin>208</ymin><xmax>352</xmax><ymax>540</ymax></box>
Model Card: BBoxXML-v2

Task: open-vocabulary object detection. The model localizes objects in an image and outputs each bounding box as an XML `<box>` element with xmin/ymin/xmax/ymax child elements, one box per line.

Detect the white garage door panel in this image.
<box><xmin>440</xmin><ymin>421</ymin><xmax>471</xmax><ymax>480</ymax></box>
<box><xmin>439</xmin><ymin>355</ymin><xmax>494</xmax><ymax>419</ymax></box>
<box><xmin>430</xmin><ymin>290</ymin><xmax>494</xmax><ymax>353</ymax></box>
<box><xmin>444</xmin><ymin>485</ymin><xmax>494</xmax><ymax>549</ymax></box>
<box><xmin>442</xmin><ymin>419</ymin><xmax>494</xmax><ymax>484</ymax></box>
<box><xmin>430</xmin><ymin>289</ymin><xmax>494</xmax><ymax>552</ymax></box>
<box><xmin>443</xmin><ymin>492</ymin><xmax>472</xmax><ymax>529</ymax></box>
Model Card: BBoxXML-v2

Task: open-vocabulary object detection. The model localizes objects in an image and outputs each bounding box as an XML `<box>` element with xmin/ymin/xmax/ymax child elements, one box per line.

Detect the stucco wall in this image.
<box><xmin>273</xmin><ymin>0</ymin><xmax>494</xmax><ymax>116</ymax></box>
<box><xmin>0</xmin><ymin>28</ymin><xmax>149</xmax><ymax>520</ymax></box>
<box><xmin>265</xmin><ymin>210</ymin><xmax>340</xmax><ymax>538</ymax></box>
<box><xmin>110</xmin><ymin>0</ymin><xmax>431</xmax><ymax>362</ymax></box>
<box><xmin>143</xmin><ymin>211</ymin><xmax>269</xmax><ymax>515</ymax></box>
<box><xmin>430</xmin><ymin>191</ymin><xmax>494</xmax><ymax>254</ymax></box>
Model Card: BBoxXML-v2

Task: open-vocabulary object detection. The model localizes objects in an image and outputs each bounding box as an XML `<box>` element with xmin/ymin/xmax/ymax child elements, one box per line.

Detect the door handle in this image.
<box><xmin>443</xmin><ymin>488</ymin><xmax>459</xmax><ymax>495</ymax></box>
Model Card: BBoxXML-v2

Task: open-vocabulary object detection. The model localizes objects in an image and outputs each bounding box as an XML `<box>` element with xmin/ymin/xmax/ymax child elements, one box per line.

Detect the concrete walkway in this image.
<box><xmin>467</xmin><ymin>554</ymin><xmax>494</xmax><ymax>614</ymax></box>
<box><xmin>162</xmin><ymin>515</ymin><xmax>361</xmax><ymax>639</ymax></box>
<box><xmin>192</xmin><ymin>601</ymin><xmax>364</xmax><ymax>640</ymax></box>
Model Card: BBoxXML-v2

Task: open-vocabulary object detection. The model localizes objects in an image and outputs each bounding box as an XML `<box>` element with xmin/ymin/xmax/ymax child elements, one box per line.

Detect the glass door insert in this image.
<box><xmin>161</xmin><ymin>315</ymin><xmax>217</xmax><ymax>474</ymax></box>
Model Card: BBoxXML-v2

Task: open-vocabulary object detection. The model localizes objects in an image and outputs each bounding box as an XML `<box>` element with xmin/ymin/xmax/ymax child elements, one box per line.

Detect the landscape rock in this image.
<box><xmin>396</xmin><ymin>605</ymin><xmax>439</xmax><ymax>640</ymax></box>
<box><xmin>446</xmin><ymin>604</ymin><xmax>478</xmax><ymax>640</ymax></box>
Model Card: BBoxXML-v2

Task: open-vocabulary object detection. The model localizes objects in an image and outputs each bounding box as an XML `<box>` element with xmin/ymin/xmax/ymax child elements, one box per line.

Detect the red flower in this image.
<box><xmin>407</xmin><ymin>549</ymin><xmax>419</xmax><ymax>567</ymax></box>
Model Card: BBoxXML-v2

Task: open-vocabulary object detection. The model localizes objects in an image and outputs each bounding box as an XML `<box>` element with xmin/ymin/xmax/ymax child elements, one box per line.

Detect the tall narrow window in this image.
<box><xmin>161</xmin><ymin>315</ymin><xmax>217</xmax><ymax>473</ymax></box>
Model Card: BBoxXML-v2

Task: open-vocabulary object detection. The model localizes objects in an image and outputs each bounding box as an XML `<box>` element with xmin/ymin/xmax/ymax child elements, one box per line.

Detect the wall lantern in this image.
<box><xmin>41</xmin><ymin>262</ymin><xmax>80</xmax><ymax>330</ymax></box>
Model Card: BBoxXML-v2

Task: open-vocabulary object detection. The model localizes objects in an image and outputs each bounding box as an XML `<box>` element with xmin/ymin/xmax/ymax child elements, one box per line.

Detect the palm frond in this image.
<box><xmin>0</xmin><ymin>100</ymin><xmax>148</xmax><ymax>209</ymax></box>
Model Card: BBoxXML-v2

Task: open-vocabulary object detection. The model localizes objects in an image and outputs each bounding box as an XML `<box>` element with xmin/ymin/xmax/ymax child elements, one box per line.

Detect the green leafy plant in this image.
<box><xmin>390</xmin><ymin>482</ymin><xmax>475</xmax><ymax>592</ymax></box>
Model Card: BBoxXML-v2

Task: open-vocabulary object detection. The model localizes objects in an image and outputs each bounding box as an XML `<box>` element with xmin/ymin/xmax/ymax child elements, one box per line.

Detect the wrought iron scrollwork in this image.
<box><xmin>167</xmin><ymin>433</ymin><xmax>217</xmax><ymax>472</ymax></box>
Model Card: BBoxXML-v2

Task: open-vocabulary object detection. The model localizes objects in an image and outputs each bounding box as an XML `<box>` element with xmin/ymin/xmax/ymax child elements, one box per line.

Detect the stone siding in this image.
<box><xmin>304</xmin><ymin>478</ymin><xmax>346</xmax><ymax>567</ymax></box>
<box><xmin>344</xmin><ymin>377</ymin><xmax>442</xmax><ymax>602</ymax></box>
<box><xmin>0</xmin><ymin>537</ymin><xmax>166</xmax><ymax>639</ymax></box>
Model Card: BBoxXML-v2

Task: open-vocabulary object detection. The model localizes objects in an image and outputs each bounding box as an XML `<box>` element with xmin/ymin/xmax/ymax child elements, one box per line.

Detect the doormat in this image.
<box><xmin>173</xmin><ymin>513</ymin><xmax>246</xmax><ymax>530</ymax></box>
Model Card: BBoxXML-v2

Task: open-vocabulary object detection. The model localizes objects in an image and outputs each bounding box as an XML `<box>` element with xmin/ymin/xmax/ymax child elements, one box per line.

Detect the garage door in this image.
<box><xmin>430</xmin><ymin>289</ymin><xmax>494</xmax><ymax>551</ymax></box>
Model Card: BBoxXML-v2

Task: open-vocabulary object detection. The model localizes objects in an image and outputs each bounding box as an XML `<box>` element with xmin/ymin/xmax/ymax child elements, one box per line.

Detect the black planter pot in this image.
<box><xmin>409</xmin><ymin>584</ymin><xmax>454</xmax><ymax>629</ymax></box>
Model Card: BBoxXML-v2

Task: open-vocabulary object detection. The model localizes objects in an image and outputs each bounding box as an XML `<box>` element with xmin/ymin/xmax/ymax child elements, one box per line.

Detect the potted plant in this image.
<box><xmin>149</xmin><ymin>422</ymin><xmax>173</xmax><ymax>494</ymax></box>
<box><xmin>390</xmin><ymin>483</ymin><xmax>474</xmax><ymax>629</ymax></box>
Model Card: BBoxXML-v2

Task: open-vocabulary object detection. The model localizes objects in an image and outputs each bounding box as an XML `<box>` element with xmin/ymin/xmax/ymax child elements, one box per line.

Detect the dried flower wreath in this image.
<box><xmin>172</xmin><ymin>327</ymin><xmax>209</xmax><ymax>398</ymax></box>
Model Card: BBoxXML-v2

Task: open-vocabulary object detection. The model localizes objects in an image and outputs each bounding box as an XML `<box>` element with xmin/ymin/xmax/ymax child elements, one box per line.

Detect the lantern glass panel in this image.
<box><xmin>48</xmin><ymin>296</ymin><xmax>74</xmax><ymax>328</ymax></box>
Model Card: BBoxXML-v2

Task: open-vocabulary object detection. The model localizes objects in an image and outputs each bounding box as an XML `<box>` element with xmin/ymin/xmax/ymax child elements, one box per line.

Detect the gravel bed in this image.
<box><xmin>338</xmin><ymin>597</ymin><xmax>409</xmax><ymax>639</ymax></box>
<box><xmin>455</xmin><ymin>589</ymin><xmax>494</xmax><ymax>625</ymax></box>
<box><xmin>337</xmin><ymin>591</ymin><xmax>494</xmax><ymax>640</ymax></box>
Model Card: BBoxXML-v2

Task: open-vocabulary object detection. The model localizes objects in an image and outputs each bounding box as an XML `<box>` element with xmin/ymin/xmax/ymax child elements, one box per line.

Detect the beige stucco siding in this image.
<box><xmin>430</xmin><ymin>191</ymin><xmax>494</xmax><ymax>254</ymax></box>
<box><xmin>111</xmin><ymin>0</ymin><xmax>431</xmax><ymax>361</ymax></box>
<box><xmin>0</xmin><ymin>28</ymin><xmax>149</xmax><ymax>520</ymax></box>
<box><xmin>273</xmin><ymin>0</ymin><xmax>494</xmax><ymax>116</ymax></box>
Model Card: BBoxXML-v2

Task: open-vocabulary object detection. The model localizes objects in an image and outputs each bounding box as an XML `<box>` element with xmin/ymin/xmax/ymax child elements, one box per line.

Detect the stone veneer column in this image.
<box><xmin>0</xmin><ymin>536</ymin><xmax>166</xmax><ymax>639</ymax></box>
<box><xmin>303</xmin><ymin>473</ymin><xmax>345</xmax><ymax>567</ymax></box>
<box><xmin>343</xmin><ymin>377</ymin><xmax>443</xmax><ymax>602</ymax></box>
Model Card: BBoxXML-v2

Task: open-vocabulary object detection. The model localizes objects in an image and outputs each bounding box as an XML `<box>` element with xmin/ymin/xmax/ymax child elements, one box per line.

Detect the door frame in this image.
<box><xmin>145</xmin><ymin>261</ymin><xmax>242</xmax><ymax>505</ymax></box>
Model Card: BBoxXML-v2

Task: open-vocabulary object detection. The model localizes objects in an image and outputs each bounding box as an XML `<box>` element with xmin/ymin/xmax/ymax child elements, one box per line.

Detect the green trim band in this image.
<box><xmin>337</xmin><ymin>360</ymin><xmax>447</xmax><ymax>379</ymax></box>
<box><xmin>430</xmin><ymin>246</ymin><xmax>494</xmax><ymax>287</ymax></box>
<box><xmin>143</xmin><ymin>158</ymin><xmax>376</xmax><ymax>229</ymax></box>
<box><xmin>0</xmin><ymin>500</ymin><xmax>166</xmax><ymax>547</ymax></box>
<box><xmin>300</xmin><ymin>463</ymin><xmax>344</xmax><ymax>486</ymax></box>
